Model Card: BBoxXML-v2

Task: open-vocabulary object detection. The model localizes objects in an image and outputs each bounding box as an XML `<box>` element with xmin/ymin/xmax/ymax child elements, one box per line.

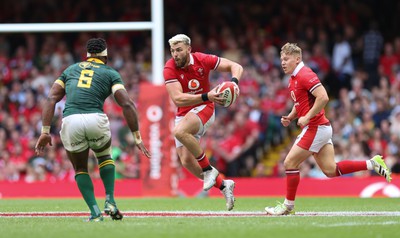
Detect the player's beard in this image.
<box><xmin>175</xmin><ymin>54</ymin><xmax>188</xmax><ymax>68</ymax></box>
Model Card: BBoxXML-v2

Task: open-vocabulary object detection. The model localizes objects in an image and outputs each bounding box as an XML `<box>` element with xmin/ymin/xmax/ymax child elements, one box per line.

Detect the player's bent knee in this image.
<box><xmin>322</xmin><ymin>169</ymin><xmax>337</xmax><ymax>178</ymax></box>
<box><xmin>180</xmin><ymin>157</ymin><xmax>192</xmax><ymax>168</ymax></box>
<box><xmin>283</xmin><ymin>160</ymin><xmax>298</xmax><ymax>170</ymax></box>
<box><xmin>174</xmin><ymin>129</ymin><xmax>189</xmax><ymax>142</ymax></box>
<box><xmin>325</xmin><ymin>173</ymin><xmax>337</xmax><ymax>178</ymax></box>
<box><xmin>172</xmin><ymin>126</ymin><xmax>181</xmax><ymax>138</ymax></box>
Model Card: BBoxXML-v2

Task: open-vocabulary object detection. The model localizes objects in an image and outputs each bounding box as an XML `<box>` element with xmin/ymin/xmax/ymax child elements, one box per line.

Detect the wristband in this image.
<box><xmin>231</xmin><ymin>77</ymin><xmax>239</xmax><ymax>85</ymax></box>
<box><xmin>132</xmin><ymin>131</ymin><xmax>143</xmax><ymax>145</ymax></box>
<box><xmin>201</xmin><ymin>93</ymin><xmax>209</xmax><ymax>102</ymax></box>
<box><xmin>41</xmin><ymin>126</ymin><xmax>50</xmax><ymax>134</ymax></box>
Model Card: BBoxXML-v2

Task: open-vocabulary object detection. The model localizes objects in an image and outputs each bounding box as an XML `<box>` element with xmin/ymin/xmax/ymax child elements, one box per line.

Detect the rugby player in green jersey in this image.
<box><xmin>35</xmin><ymin>38</ymin><xmax>151</xmax><ymax>222</ymax></box>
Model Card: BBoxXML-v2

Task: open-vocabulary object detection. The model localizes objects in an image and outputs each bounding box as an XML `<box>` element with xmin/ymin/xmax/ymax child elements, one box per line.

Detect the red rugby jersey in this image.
<box><xmin>164</xmin><ymin>52</ymin><xmax>220</xmax><ymax>116</ymax></box>
<box><xmin>288</xmin><ymin>64</ymin><xmax>329</xmax><ymax>127</ymax></box>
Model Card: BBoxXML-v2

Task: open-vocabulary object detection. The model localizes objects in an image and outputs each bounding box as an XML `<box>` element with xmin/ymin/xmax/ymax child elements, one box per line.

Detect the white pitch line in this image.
<box><xmin>0</xmin><ymin>211</ymin><xmax>399</xmax><ymax>218</ymax></box>
<box><xmin>311</xmin><ymin>221</ymin><xmax>400</xmax><ymax>227</ymax></box>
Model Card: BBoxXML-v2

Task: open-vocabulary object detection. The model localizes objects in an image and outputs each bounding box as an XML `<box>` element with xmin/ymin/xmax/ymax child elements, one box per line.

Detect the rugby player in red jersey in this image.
<box><xmin>164</xmin><ymin>34</ymin><xmax>243</xmax><ymax>210</ymax></box>
<box><xmin>265</xmin><ymin>43</ymin><xmax>392</xmax><ymax>215</ymax></box>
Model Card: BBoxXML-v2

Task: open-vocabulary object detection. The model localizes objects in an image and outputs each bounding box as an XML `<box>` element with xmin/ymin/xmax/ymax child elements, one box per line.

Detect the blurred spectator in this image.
<box><xmin>331</xmin><ymin>31</ymin><xmax>354</xmax><ymax>96</ymax></box>
<box><xmin>50</xmin><ymin>41</ymin><xmax>74</xmax><ymax>72</ymax></box>
<box><xmin>363</xmin><ymin>21</ymin><xmax>384</xmax><ymax>89</ymax></box>
<box><xmin>379</xmin><ymin>42</ymin><xmax>399</xmax><ymax>81</ymax></box>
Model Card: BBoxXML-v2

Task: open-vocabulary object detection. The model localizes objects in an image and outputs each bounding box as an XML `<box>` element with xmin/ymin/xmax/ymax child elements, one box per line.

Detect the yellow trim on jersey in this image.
<box><xmin>87</xmin><ymin>58</ymin><xmax>105</xmax><ymax>64</ymax></box>
<box><xmin>55</xmin><ymin>79</ymin><xmax>65</xmax><ymax>88</ymax></box>
<box><xmin>112</xmin><ymin>84</ymin><xmax>126</xmax><ymax>95</ymax></box>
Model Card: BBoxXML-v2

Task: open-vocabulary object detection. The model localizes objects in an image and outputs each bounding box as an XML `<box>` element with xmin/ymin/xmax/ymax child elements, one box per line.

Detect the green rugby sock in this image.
<box><xmin>98</xmin><ymin>158</ymin><xmax>116</xmax><ymax>204</ymax></box>
<box><xmin>75</xmin><ymin>172</ymin><xmax>101</xmax><ymax>216</ymax></box>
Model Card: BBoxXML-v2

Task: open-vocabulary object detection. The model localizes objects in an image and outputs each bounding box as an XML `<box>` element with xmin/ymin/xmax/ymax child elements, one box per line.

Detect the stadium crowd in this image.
<box><xmin>0</xmin><ymin>0</ymin><xmax>400</xmax><ymax>182</ymax></box>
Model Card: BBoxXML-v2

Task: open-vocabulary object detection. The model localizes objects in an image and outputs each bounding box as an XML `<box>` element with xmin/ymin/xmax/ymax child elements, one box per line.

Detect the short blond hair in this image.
<box><xmin>281</xmin><ymin>43</ymin><xmax>302</xmax><ymax>58</ymax></box>
<box><xmin>168</xmin><ymin>34</ymin><xmax>191</xmax><ymax>46</ymax></box>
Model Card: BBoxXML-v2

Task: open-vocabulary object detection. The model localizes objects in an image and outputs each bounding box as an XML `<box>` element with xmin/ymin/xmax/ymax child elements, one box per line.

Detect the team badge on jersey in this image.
<box><xmin>290</xmin><ymin>91</ymin><xmax>296</xmax><ymax>102</ymax></box>
<box><xmin>197</xmin><ymin>68</ymin><xmax>204</xmax><ymax>76</ymax></box>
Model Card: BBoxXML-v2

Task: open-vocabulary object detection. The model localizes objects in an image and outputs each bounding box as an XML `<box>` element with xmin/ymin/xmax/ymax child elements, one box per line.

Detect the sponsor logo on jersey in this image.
<box><xmin>188</xmin><ymin>79</ymin><xmax>200</xmax><ymax>90</ymax></box>
<box><xmin>79</xmin><ymin>62</ymin><xmax>91</xmax><ymax>69</ymax></box>
<box><xmin>79</xmin><ymin>61</ymin><xmax>99</xmax><ymax>69</ymax></box>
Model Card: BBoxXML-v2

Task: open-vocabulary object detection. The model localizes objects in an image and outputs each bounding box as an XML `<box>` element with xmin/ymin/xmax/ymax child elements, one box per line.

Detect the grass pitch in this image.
<box><xmin>0</xmin><ymin>197</ymin><xmax>398</xmax><ymax>238</ymax></box>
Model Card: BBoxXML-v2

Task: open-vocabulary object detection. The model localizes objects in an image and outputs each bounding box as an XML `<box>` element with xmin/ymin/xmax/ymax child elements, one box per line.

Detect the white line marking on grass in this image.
<box><xmin>298</xmin><ymin>211</ymin><xmax>400</xmax><ymax>217</ymax></box>
<box><xmin>312</xmin><ymin>221</ymin><xmax>400</xmax><ymax>227</ymax></box>
<box><xmin>1</xmin><ymin>211</ymin><xmax>400</xmax><ymax>218</ymax></box>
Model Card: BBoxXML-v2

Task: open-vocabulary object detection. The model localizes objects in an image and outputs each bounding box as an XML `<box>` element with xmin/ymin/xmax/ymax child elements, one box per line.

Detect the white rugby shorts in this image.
<box><xmin>294</xmin><ymin>124</ymin><xmax>333</xmax><ymax>153</ymax></box>
<box><xmin>60</xmin><ymin>113</ymin><xmax>111</xmax><ymax>152</ymax></box>
<box><xmin>174</xmin><ymin>104</ymin><xmax>215</xmax><ymax>148</ymax></box>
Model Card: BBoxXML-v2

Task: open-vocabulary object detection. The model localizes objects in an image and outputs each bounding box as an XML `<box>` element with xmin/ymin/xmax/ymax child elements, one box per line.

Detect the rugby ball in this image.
<box><xmin>217</xmin><ymin>82</ymin><xmax>239</xmax><ymax>107</ymax></box>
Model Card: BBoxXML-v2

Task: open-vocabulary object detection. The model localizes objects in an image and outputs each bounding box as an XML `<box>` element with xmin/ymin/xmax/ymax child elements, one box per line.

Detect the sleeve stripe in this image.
<box><xmin>309</xmin><ymin>83</ymin><xmax>321</xmax><ymax>93</ymax></box>
<box><xmin>55</xmin><ymin>79</ymin><xmax>65</xmax><ymax>88</ymax></box>
<box><xmin>213</xmin><ymin>57</ymin><xmax>221</xmax><ymax>70</ymax></box>
<box><xmin>165</xmin><ymin>79</ymin><xmax>179</xmax><ymax>84</ymax></box>
<box><xmin>112</xmin><ymin>84</ymin><xmax>126</xmax><ymax>94</ymax></box>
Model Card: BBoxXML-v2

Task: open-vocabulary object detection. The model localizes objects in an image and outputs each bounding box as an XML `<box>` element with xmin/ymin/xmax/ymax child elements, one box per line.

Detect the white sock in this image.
<box><xmin>366</xmin><ymin>160</ymin><xmax>374</xmax><ymax>170</ymax></box>
<box><xmin>284</xmin><ymin>199</ymin><xmax>295</xmax><ymax>209</ymax></box>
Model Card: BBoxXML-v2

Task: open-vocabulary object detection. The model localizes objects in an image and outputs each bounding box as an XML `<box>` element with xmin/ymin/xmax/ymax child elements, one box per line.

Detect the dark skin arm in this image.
<box><xmin>35</xmin><ymin>83</ymin><xmax>65</xmax><ymax>155</ymax></box>
<box><xmin>114</xmin><ymin>88</ymin><xmax>151</xmax><ymax>158</ymax></box>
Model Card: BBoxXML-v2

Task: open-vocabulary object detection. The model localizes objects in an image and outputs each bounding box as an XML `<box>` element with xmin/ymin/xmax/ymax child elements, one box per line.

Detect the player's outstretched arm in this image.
<box><xmin>114</xmin><ymin>88</ymin><xmax>151</xmax><ymax>158</ymax></box>
<box><xmin>35</xmin><ymin>83</ymin><xmax>65</xmax><ymax>155</ymax></box>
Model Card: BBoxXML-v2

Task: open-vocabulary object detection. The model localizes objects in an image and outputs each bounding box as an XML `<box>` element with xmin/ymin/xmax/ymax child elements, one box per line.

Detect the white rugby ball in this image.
<box><xmin>217</xmin><ymin>81</ymin><xmax>239</xmax><ymax>107</ymax></box>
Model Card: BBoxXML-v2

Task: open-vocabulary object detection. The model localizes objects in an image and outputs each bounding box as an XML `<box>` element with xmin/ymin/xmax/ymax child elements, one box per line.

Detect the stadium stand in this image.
<box><xmin>0</xmin><ymin>0</ymin><xmax>399</xmax><ymax>182</ymax></box>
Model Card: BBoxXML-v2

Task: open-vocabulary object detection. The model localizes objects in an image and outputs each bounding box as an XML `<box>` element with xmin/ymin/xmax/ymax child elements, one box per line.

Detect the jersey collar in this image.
<box><xmin>292</xmin><ymin>61</ymin><xmax>304</xmax><ymax>77</ymax></box>
<box><xmin>189</xmin><ymin>54</ymin><xmax>194</xmax><ymax>65</ymax></box>
<box><xmin>87</xmin><ymin>58</ymin><xmax>105</xmax><ymax>64</ymax></box>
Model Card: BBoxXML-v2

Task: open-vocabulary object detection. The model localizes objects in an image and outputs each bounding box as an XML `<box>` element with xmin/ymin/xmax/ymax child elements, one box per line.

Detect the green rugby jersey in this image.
<box><xmin>56</xmin><ymin>58</ymin><xmax>124</xmax><ymax>117</ymax></box>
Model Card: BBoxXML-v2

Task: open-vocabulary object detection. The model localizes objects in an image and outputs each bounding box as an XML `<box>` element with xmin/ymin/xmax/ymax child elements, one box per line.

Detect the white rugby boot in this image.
<box><xmin>202</xmin><ymin>166</ymin><xmax>219</xmax><ymax>191</ymax></box>
<box><xmin>265</xmin><ymin>202</ymin><xmax>295</xmax><ymax>215</ymax></box>
<box><xmin>221</xmin><ymin>180</ymin><xmax>235</xmax><ymax>211</ymax></box>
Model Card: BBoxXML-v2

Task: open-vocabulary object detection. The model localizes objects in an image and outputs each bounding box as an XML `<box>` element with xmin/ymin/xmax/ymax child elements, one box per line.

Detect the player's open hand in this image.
<box><xmin>136</xmin><ymin>142</ymin><xmax>151</xmax><ymax>158</ymax></box>
<box><xmin>208</xmin><ymin>84</ymin><xmax>225</xmax><ymax>106</ymax></box>
<box><xmin>34</xmin><ymin>134</ymin><xmax>52</xmax><ymax>155</ymax></box>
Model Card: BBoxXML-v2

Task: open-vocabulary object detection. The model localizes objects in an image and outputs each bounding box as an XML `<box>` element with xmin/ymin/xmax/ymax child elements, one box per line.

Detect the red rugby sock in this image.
<box><xmin>196</xmin><ymin>152</ymin><xmax>211</xmax><ymax>170</ymax></box>
<box><xmin>335</xmin><ymin>161</ymin><xmax>367</xmax><ymax>176</ymax></box>
<box><xmin>286</xmin><ymin>169</ymin><xmax>300</xmax><ymax>201</ymax></box>
<box><xmin>213</xmin><ymin>175</ymin><xmax>224</xmax><ymax>189</ymax></box>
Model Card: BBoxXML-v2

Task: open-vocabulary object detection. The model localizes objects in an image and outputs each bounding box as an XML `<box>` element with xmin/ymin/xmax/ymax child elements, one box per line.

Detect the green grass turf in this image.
<box><xmin>0</xmin><ymin>197</ymin><xmax>399</xmax><ymax>238</ymax></box>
